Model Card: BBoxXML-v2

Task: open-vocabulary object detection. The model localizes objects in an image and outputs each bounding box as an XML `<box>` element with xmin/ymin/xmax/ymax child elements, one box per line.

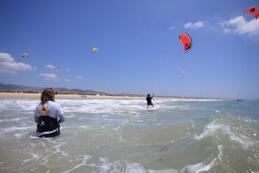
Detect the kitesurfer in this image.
<box><xmin>146</xmin><ymin>94</ymin><xmax>154</xmax><ymax>108</ymax></box>
<box><xmin>34</xmin><ymin>88</ymin><xmax>65</xmax><ymax>137</ymax></box>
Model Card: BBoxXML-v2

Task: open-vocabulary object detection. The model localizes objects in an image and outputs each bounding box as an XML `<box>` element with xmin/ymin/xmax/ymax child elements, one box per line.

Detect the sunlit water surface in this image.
<box><xmin>0</xmin><ymin>98</ymin><xmax>259</xmax><ymax>173</ymax></box>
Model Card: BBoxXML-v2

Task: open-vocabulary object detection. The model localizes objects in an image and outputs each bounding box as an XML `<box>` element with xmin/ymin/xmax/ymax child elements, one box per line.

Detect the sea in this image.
<box><xmin>0</xmin><ymin>98</ymin><xmax>258</xmax><ymax>173</ymax></box>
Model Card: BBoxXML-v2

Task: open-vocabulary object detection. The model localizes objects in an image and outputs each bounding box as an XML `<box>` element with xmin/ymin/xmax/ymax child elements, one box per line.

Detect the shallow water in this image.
<box><xmin>0</xmin><ymin>98</ymin><xmax>258</xmax><ymax>173</ymax></box>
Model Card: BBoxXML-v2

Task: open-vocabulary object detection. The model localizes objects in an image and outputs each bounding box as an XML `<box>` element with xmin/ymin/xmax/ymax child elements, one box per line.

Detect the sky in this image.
<box><xmin>0</xmin><ymin>0</ymin><xmax>259</xmax><ymax>99</ymax></box>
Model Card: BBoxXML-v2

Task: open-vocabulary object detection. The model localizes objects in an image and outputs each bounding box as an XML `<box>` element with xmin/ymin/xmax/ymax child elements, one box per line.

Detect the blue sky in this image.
<box><xmin>0</xmin><ymin>0</ymin><xmax>259</xmax><ymax>99</ymax></box>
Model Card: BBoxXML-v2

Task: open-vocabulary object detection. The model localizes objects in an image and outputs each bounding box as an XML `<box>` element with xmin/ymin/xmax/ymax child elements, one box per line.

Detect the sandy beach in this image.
<box><xmin>0</xmin><ymin>92</ymin><xmax>146</xmax><ymax>100</ymax></box>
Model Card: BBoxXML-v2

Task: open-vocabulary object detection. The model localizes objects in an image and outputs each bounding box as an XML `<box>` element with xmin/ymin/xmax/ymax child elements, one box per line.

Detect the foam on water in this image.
<box><xmin>59</xmin><ymin>99</ymin><xmax>196</xmax><ymax>115</ymax></box>
<box><xmin>181</xmin><ymin>158</ymin><xmax>217</xmax><ymax>173</ymax></box>
<box><xmin>160</xmin><ymin>98</ymin><xmax>222</xmax><ymax>102</ymax></box>
<box><xmin>0</xmin><ymin>98</ymin><xmax>217</xmax><ymax>117</ymax></box>
<box><xmin>94</xmin><ymin>158</ymin><xmax>179</xmax><ymax>173</ymax></box>
<box><xmin>0</xmin><ymin>99</ymin><xmax>258</xmax><ymax>173</ymax></box>
<box><xmin>62</xmin><ymin>155</ymin><xmax>91</xmax><ymax>173</ymax></box>
<box><xmin>0</xmin><ymin>125</ymin><xmax>34</xmax><ymax>135</ymax></box>
<box><xmin>61</xmin><ymin>156</ymin><xmax>219</xmax><ymax>173</ymax></box>
<box><xmin>194</xmin><ymin>119</ymin><xmax>257</xmax><ymax>150</ymax></box>
<box><xmin>60</xmin><ymin>99</ymin><xmax>146</xmax><ymax>115</ymax></box>
<box><xmin>217</xmin><ymin>145</ymin><xmax>223</xmax><ymax>162</ymax></box>
<box><xmin>0</xmin><ymin>99</ymin><xmax>39</xmax><ymax>111</ymax></box>
<box><xmin>0</xmin><ymin>117</ymin><xmax>29</xmax><ymax>123</ymax></box>
<box><xmin>22</xmin><ymin>153</ymin><xmax>40</xmax><ymax>165</ymax></box>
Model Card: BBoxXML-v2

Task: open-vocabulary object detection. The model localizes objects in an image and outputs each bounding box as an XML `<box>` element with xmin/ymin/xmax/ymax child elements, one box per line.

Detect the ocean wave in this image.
<box><xmin>217</xmin><ymin>145</ymin><xmax>223</xmax><ymax>162</ymax></box>
<box><xmin>0</xmin><ymin>117</ymin><xmax>30</xmax><ymax>123</ymax></box>
<box><xmin>0</xmin><ymin>126</ymin><xmax>34</xmax><ymax>135</ymax></box>
<box><xmin>95</xmin><ymin>157</ymin><xmax>178</xmax><ymax>173</ymax></box>
<box><xmin>0</xmin><ymin>100</ymin><xmax>38</xmax><ymax>111</ymax></box>
<box><xmin>0</xmin><ymin>99</ymin><xmax>195</xmax><ymax>116</ymax></box>
<box><xmin>62</xmin><ymin>155</ymin><xmax>91</xmax><ymax>173</ymax></box>
<box><xmin>194</xmin><ymin>119</ymin><xmax>257</xmax><ymax>150</ymax></box>
<box><xmin>150</xmin><ymin>98</ymin><xmax>221</xmax><ymax>102</ymax></box>
<box><xmin>22</xmin><ymin>153</ymin><xmax>40</xmax><ymax>165</ymax></box>
<box><xmin>82</xmin><ymin>156</ymin><xmax>219</xmax><ymax>173</ymax></box>
<box><xmin>181</xmin><ymin>157</ymin><xmax>217</xmax><ymax>173</ymax></box>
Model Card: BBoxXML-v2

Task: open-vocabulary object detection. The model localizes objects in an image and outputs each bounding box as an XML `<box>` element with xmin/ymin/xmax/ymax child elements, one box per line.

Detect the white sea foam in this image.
<box><xmin>181</xmin><ymin>146</ymin><xmax>224</xmax><ymax>173</ymax></box>
<box><xmin>194</xmin><ymin>120</ymin><xmax>257</xmax><ymax>150</ymax></box>
<box><xmin>0</xmin><ymin>99</ymin><xmax>194</xmax><ymax>118</ymax></box>
<box><xmin>62</xmin><ymin>155</ymin><xmax>91</xmax><ymax>173</ymax></box>
<box><xmin>0</xmin><ymin>126</ymin><xmax>33</xmax><ymax>135</ymax></box>
<box><xmin>217</xmin><ymin>145</ymin><xmax>223</xmax><ymax>162</ymax></box>
<box><xmin>96</xmin><ymin>158</ymin><xmax>179</xmax><ymax>173</ymax></box>
<box><xmin>59</xmin><ymin>99</ymin><xmax>193</xmax><ymax>115</ymax></box>
<box><xmin>0</xmin><ymin>117</ymin><xmax>29</xmax><ymax>123</ymax></box>
<box><xmin>181</xmin><ymin>157</ymin><xmax>217</xmax><ymax>173</ymax></box>
<box><xmin>149</xmin><ymin>169</ymin><xmax>179</xmax><ymax>173</ymax></box>
<box><xmin>78</xmin><ymin>125</ymin><xmax>90</xmax><ymax>129</ymax></box>
<box><xmin>0</xmin><ymin>100</ymin><xmax>38</xmax><ymax>111</ymax></box>
<box><xmin>53</xmin><ymin>142</ymin><xmax>68</xmax><ymax>156</ymax></box>
<box><xmin>95</xmin><ymin>157</ymin><xmax>219</xmax><ymax>173</ymax></box>
<box><xmin>60</xmin><ymin>99</ymin><xmax>146</xmax><ymax>115</ymax></box>
<box><xmin>165</xmin><ymin>98</ymin><xmax>222</xmax><ymax>102</ymax></box>
<box><xmin>22</xmin><ymin>153</ymin><xmax>40</xmax><ymax>165</ymax></box>
<box><xmin>14</xmin><ymin>133</ymin><xmax>24</xmax><ymax>138</ymax></box>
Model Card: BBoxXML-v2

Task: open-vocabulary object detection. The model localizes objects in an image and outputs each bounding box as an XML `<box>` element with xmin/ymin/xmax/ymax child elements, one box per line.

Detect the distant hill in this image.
<box><xmin>0</xmin><ymin>83</ymin><xmax>108</xmax><ymax>95</ymax></box>
<box><xmin>0</xmin><ymin>83</ymin><xmax>35</xmax><ymax>91</ymax></box>
<box><xmin>0</xmin><ymin>83</ymin><xmax>217</xmax><ymax>99</ymax></box>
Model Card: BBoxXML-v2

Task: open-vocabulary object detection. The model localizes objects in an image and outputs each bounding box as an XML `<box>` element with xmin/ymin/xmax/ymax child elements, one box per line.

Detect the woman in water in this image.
<box><xmin>34</xmin><ymin>88</ymin><xmax>65</xmax><ymax>137</ymax></box>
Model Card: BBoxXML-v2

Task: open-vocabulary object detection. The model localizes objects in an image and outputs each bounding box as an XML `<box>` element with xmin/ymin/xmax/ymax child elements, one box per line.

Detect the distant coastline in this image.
<box><xmin>0</xmin><ymin>82</ymin><xmax>219</xmax><ymax>100</ymax></box>
<box><xmin>0</xmin><ymin>92</ymin><xmax>221</xmax><ymax>101</ymax></box>
<box><xmin>0</xmin><ymin>92</ymin><xmax>145</xmax><ymax>100</ymax></box>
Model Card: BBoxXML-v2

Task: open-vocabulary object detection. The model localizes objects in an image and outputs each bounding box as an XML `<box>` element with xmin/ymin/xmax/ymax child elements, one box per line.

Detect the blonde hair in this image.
<box><xmin>41</xmin><ymin>88</ymin><xmax>55</xmax><ymax>105</ymax></box>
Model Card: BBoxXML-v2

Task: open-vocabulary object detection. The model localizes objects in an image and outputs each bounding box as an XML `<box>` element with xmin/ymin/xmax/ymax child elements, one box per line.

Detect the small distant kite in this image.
<box><xmin>245</xmin><ymin>7</ymin><xmax>259</xmax><ymax>19</ymax></box>
<box><xmin>56</xmin><ymin>66</ymin><xmax>60</xmax><ymax>71</ymax></box>
<box><xmin>179</xmin><ymin>33</ymin><xmax>192</xmax><ymax>53</ymax></box>
<box><xmin>21</xmin><ymin>52</ymin><xmax>29</xmax><ymax>58</ymax></box>
<box><xmin>91</xmin><ymin>48</ymin><xmax>99</xmax><ymax>53</ymax></box>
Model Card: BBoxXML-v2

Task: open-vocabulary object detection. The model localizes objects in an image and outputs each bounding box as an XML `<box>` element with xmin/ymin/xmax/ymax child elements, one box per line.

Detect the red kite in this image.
<box><xmin>179</xmin><ymin>33</ymin><xmax>192</xmax><ymax>53</ymax></box>
<box><xmin>245</xmin><ymin>7</ymin><xmax>259</xmax><ymax>19</ymax></box>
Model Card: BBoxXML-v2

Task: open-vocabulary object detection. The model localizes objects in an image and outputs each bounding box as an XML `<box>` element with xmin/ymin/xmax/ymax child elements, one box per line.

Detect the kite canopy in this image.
<box><xmin>91</xmin><ymin>48</ymin><xmax>99</xmax><ymax>53</ymax></box>
<box><xmin>21</xmin><ymin>52</ymin><xmax>29</xmax><ymax>58</ymax></box>
<box><xmin>245</xmin><ymin>7</ymin><xmax>259</xmax><ymax>19</ymax></box>
<box><xmin>179</xmin><ymin>33</ymin><xmax>192</xmax><ymax>53</ymax></box>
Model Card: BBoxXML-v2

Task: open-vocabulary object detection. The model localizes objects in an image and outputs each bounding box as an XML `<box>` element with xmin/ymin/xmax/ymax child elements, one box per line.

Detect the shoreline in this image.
<box><xmin>0</xmin><ymin>92</ymin><xmax>146</xmax><ymax>100</ymax></box>
<box><xmin>0</xmin><ymin>92</ymin><xmax>220</xmax><ymax>101</ymax></box>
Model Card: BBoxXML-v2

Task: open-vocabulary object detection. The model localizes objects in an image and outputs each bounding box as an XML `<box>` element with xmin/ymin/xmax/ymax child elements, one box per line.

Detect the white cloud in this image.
<box><xmin>0</xmin><ymin>53</ymin><xmax>14</xmax><ymax>62</ymax></box>
<box><xmin>0</xmin><ymin>52</ymin><xmax>32</xmax><ymax>73</ymax></box>
<box><xmin>221</xmin><ymin>16</ymin><xmax>259</xmax><ymax>37</ymax></box>
<box><xmin>40</xmin><ymin>73</ymin><xmax>57</xmax><ymax>81</ymax></box>
<box><xmin>64</xmin><ymin>79</ymin><xmax>71</xmax><ymax>82</ymax></box>
<box><xmin>45</xmin><ymin>64</ymin><xmax>57</xmax><ymax>69</ymax></box>
<box><xmin>184</xmin><ymin>21</ymin><xmax>204</xmax><ymax>29</ymax></box>
<box><xmin>75</xmin><ymin>75</ymin><xmax>83</xmax><ymax>79</ymax></box>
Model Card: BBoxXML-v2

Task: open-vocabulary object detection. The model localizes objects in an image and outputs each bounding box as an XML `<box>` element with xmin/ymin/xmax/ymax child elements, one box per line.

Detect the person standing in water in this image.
<box><xmin>146</xmin><ymin>94</ymin><xmax>154</xmax><ymax>108</ymax></box>
<box><xmin>34</xmin><ymin>88</ymin><xmax>65</xmax><ymax>137</ymax></box>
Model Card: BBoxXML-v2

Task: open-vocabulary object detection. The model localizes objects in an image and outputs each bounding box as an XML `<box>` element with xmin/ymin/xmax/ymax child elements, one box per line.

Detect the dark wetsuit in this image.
<box><xmin>146</xmin><ymin>96</ymin><xmax>154</xmax><ymax>107</ymax></box>
<box><xmin>34</xmin><ymin>101</ymin><xmax>64</xmax><ymax>137</ymax></box>
<box><xmin>36</xmin><ymin>116</ymin><xmax>60</xmax><ymax>137</ymax></box>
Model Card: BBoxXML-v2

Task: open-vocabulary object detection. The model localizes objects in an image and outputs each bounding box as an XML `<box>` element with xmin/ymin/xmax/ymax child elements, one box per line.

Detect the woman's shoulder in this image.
<box><xmin>47</xmin><ymin>101</ymin><xmax>61</xmax><ymax>108</ymax></box>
